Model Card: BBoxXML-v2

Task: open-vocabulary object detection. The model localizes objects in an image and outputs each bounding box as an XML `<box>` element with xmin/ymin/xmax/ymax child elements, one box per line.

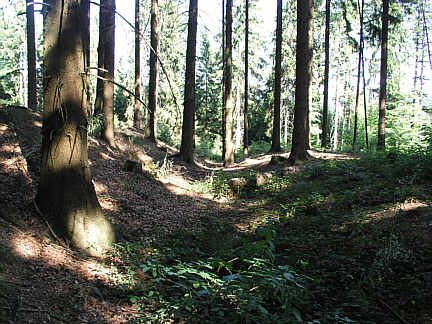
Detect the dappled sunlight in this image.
<box><xmin>11</xmin><ymin>232</ymin><xmax>41</xmax><ymax>260</ymax></box>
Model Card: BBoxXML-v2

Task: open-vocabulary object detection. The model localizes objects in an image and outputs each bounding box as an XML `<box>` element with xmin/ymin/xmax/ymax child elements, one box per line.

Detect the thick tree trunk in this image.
<box><xmin>81</xmin><ymin>0</ymin><xmax>91</xmax><ymax>115</ymax></box>
<box><xmin>36</xmin><ymin>0</ymin><xmax>114</xmax><ymax>256</ymax></box>
<box><xmin>101</xmin><ymin>0</ymin><xmax>116</xmax><ymax>146</ymax></box>
<box><xmin>26</xmin><ymin>0</ymin><xmax>37</xmax><ymax>110</ymax></box>
<box><xmin>148</xmin><ymin>0</ymin><xmax>159</xmax><ymax>141</ymax></box>
<box><xmin>243</xmin><ymin>0</ymin><xmax>249</xmax><ymax>158</ymax></box>
<box><xmin>180</xmin><ymin>0</ymin><xmax>198</xmax><ymax>164</ymax></box>
<box><xmin>223</xmin><ymin>0</ymin><xmax>234</xmax><ymax>167</ymax></box>
<box><xmin>270</xmin><ymin>0</ymin><xmax>283</xmax><ymax>153</ymax></box>
<box><xmin>134</xmin><ymin>0</ymin><xmax>141</xmax><ymax>129</ymax></box>
<box><xmin>377</xmin><ymin>0</ymin><xmax>389</xmax><ymax>150</ymax></box>
<box><xmin>321</xmin><ymin>0</ymin><xmax>330</xmax><ymax>149</ymax></box>
<box><xmin>289</xmin><ymin>0</ymin><xmax>314</xmax><ymax>164</ymax></box>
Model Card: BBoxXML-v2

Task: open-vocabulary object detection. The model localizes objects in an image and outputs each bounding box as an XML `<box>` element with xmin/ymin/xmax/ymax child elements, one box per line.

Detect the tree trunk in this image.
<box><xmin>360</xmin><ymin>0</ymin><xmax>369</xmax><ymax>149</ymax></box>
<box><xmin>321</xmin><ymin>0</ymin><xmax>330</xmax><ymax>149</ymax></box>
<box><xmin>377</xmin><ymin>0</ymin><xmax>389</xmax><ymax>150</ymax></box>
<box><xmin>134</xmin><ymin>0</ymin><xmax>141</xmax><ymax>129</ymax></box>
<box><xmin>180</xmin><ymin>0</ymin><xmax>198</xmax><ymax>164</ymax></box>
<box><xmin>243</xmin><ymin>0</ymin><xmax>249</xmax><ymax>158</ymax></box>
<box><xmin>222</xmin><ymin>0</ymin><xmax>226</xmax><ymax>160</ymax></box>
<box><xmin>352</xmin><ymin>0</ymin><xmax>363</xmax><ymax>152</ymax></box>
<box><xmin>36</xmin><ymin>0</ymin><xmax>115</xmax><ymax>256</ymax></box>
<box><xmin>26</xmin><ymin>0</ymin><xmax>37</xmax><ymax>110</ymax></box>
<box><xmin>148</xmin><ymin>0</ymin><xmax>159</xmax><ymax>141</ymax></box>
<box><xmin>224</xmin><ymin>0</ymin><xmax>234</xmax><ymax>167</ymax></box>
<box><xmin>101</xmin><ymin>0</ymin><xmax>116</xmax><ymax>147</ymax></box>
<box><xmin>289</xmin><ymin>0</ymin><xmax>314</xmax><ymax>164</ymax></box>
<box><xmin>270</xmin><ymin>0</ymin><xmax>283</xmax><ymax>153</ymax></box>
<box><xmin>94</xmin><ymin>0</ymin><xmax>105</xmax><ymax>115</ymax></box>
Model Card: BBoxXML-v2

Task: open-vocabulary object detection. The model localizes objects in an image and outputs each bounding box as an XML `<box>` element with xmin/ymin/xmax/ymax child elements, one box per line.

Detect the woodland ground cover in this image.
<box><xmin>1</xmin><ymin>108</ymin><xmax>432</xmax><ymax>323</ymax></box>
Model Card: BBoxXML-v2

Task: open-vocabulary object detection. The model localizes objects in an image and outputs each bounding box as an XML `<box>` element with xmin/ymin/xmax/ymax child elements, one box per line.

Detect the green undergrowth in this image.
<box><xmin>108</xmin><ymin>149</ymin><xmax>432</xmax><ymax>323</ymax></box>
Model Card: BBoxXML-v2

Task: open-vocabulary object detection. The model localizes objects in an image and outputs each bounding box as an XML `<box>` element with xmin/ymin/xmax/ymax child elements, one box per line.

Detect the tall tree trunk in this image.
<box><xmin>360</xmin><ymin>0</ymin><xmax>369</xmax><ymax>149</ymax></box>
<box><xmin>180</xmin><ymin>0</ymin><xmax>198</xmax><ymax>164</ymax></box>
<box><xmin>36</xmin><ymin>0</ymin><xmax>114</xmax><ymax>256</ymax></box>
<box><xmin>377</xmin><ymin>0</ymin><xmax>389</xmax><ymax>150</ymax></box>
<box><xmin>222</xmin><ymin>0</ymin><xmax>226</xmax><ymax>160</ymax></box>
<box><xmin>235</xmin><ymin>81</ymin><xmax>242</xmax><ymax>150</ymax></box>
<box><xmin>134</xmin><ymin>0</ymin><xmax>141</xmax><ymax>129</ymax></box>
<box><xmin>148</xmin><ymin>0</ymin><xmax>159</xmax><ymax>141</ymax></box>
<box><xmin>101</xmin><ymin>0</ymin><xmax>116</xmax><ymax>146</ymax></box>
<box><xmin>94</xmin><ymin>0</ymin><xmax>105</xmax><ymax>115</ymax></box>
<box><xmin>289</xmin><ymin>0</ymin><xmax>314</xmax><ymax>164</ymax></box>
<box><xmin>223</xmin><ymin>0</ymin><xmax>234</xmax><ymax>167</ymax></box>
<box><xmin>352</xmin><ymin>0</ymin><xmax>364</xmax><ymax>152</ymax></box>
<box><xmin>321</xmin><ymin>0</ymin><xmax>330</xmax><ymax>149</ymax></box>
<box><xmin>26</xmin><ymin>0</ymin><xmax>37</xmax><ymax>110</ymax></box>
<box><xmin>81</xmin><ymin>0</ymin><xmax>91</xmax><ymax>115</ymax></box>
<box><xmin>332</xmin><ymin>59</ymin><xmax>340</xmax><ymax>151</ymax></box>
<box><xmin>243</xmin><ymin>0</ymin><xmax>249</xmax><ymax>158</ymax></box>
<box><xmin>270</xmin><ymin>0</ymin><xmax>283</xmax><ymax>153</ymax></box>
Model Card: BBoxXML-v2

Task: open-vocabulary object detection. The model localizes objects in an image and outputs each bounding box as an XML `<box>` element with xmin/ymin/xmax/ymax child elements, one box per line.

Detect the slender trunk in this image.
<box><xmin>352</xmin><ymin>0</ymin><xmax>363</xmax><ymax>152</ymax></box>
<box><xmin>101</xmin><ymin>0</ymin><xmax>116</xmax><ymax>146</ymax></box>
<box><xmin>284</xmin><ymin>102</ymin><xmax>289</xmax><ymax>148</ymax></box>
<box><xmin>223</xmin><ymin>0</ymin><xmax>234</xmax><ymax>167</ymax></box>
<box><xmin>222</xmin><ymin>0</ymin><xmax>226</xmax><ymax>160</ymax></box>
<box><xmin>134</xmin><ymin>0</ymin><xmax>141</xmax><ymax>128</ymax></box>
<box><xmin>377</xmin><ymin>0</ymin><xmax>389</xmax><ymax>150</ymax></box>
<box><xmin>270</xmin><ymin>0</ymin><xmax>283</xmax><ymax>153</ymax></box>
<box><xmin>26</xmin><ymin>0</ymin><xmax>37</xmax><ymax>110</ymax></box>
<box><xmin>148</xmin><ymin>0</ymin><xmax>159</xmax><ymax>141</ymax></box>
<box><xmin>243</xmin><ymin>0</ymin><xmax>249</xmax><ymax>158</ymax></box>
<box><xmin>235</xmin><ymin>81</ymin><xmax>242</xmax><ymax>150</ymax></box>
<box><xmin>361</xmin><ymin>0</ymin><xmax>369</xmax><ymax>149</ymax></box>
<box><xmin>37</xmin><ymin>0</ymin><xmax>114</xmax><ymax>256</ymax></box>
<box><xmin>289</xmin><ymin>0</ymin><xmax>314</xmax><ymax>164</ymax></box>
<box><xmin>180</xmin><ymin>0</ymin><xmax>198</xmax><ymax>164</ymax></box>
<box><xmin>94</xmin><ymin>1</ymin><xmax>105</xmax><ymax>115</ymax></box>
<box><xmin>321</xmin><ymin>0</ymin><xmax>330</xmax><ymax>149</ymax></box>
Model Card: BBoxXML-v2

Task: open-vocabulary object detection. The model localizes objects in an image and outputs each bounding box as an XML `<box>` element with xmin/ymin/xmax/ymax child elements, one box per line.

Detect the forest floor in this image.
<box><xmin>1</xmin><ymin>106</ymin><xmax>432</xmax><ymax>323</ymax></box>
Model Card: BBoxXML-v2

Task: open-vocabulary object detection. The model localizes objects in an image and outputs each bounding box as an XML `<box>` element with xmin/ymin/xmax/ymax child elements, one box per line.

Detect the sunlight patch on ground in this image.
<box><xmin>11</xmin><ymin>233</ymin><xmax>41</xmax><ymax>259</ymax></box>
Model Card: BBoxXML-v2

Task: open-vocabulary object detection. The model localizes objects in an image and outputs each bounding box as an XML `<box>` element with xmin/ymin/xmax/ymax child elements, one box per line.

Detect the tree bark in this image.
<box><xmin>36</xmin><ymin>0</ymin><xmax>115</xmax><ymax>256</ymax></box>
<box><xmin>223</xmin><ymin>0</ymin><xmax>234</xmax><ymax>167</ymax></box>
<box><xmin>180</xmin><ymin>0</ymin><xmax>198</xmax><ymax>164</ymax></box>
<box><xmin>100</xmin><ymin>0</ymin><xmax>116</xmax><ymax>146</ymax></box>
<box><xmin>270</xmin><ymin>0</ymin><xmax>283</xmax><ymax>153</ymax></box>
<box><xmin>289</xmin><ymin>0</ymin><xmax>314</xmax><ymax>164</ymax></box>
<box><xmin>222</xmin><ymin>0</ymin><xmax>226</xmax><ymax>160</ymax></box>
<box><xmin>148</xmin><ymin>0</ymin><xmax>159</xmax><ymax>141</ymax></box>
<box><xmin>26</xmin><ymin>0</ymin><xmax>37</xmax><ymax>110</ymax></box>
<box><xmin>243</xmin><ymin>0</ymin><xmax>249</xmax><ymax>158</ymax></box>
<box><xmin>134</xmin><ymin>0</ymin><xmax>141</xmax><ymax>129</ymax></box>
<box><xmin>321</xmin><ymin>0</ymin><xmax>330</xmax><ymax>149</ymax></box>
<box><xmin>94</xmin><ymin>0</ymin><xmax>105</xmax><ymax>115</ymax></box>
<box><xmin>377</xmin><ymin>0</ymin><xmax>389</xmax><ymax>150</ymax></box>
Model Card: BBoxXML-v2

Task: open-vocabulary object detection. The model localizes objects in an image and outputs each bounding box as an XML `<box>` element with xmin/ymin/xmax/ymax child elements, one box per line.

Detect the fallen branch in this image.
<box><xmin>376</xmin><ymin>297</ymin><xmax>411</xmax><ymax>324</ymax></box>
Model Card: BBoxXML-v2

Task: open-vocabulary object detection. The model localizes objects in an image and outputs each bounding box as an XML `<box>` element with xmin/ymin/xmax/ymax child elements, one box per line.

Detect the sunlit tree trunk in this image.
<box><xmin>321</xmin><ymin>0</ymin><xmax>330</xmax><ymax>149</ymax></box>
<box><xmin>270</xmin><ymin>0</ymin><xmax>283</xmax><ymax>153</ymax></box>
<box><xmin>94</xmin><ymin>0</ymin><xmax>105</xmax><ymax>115</ymax></box>
<box><xmin>180</xmin><ymin>0</ymin><xmax>198</xmax><ymax>164</ymax></box>
<box><xmin>36</xmin><ymin>0</ymin><xmax>114</xmax><ymax>256</ymax></box>
<box><xmin>243</xmin><ymin>0</ymin><xmax>249</xmax><ymax>158</ymax></box>
<box><xmin>134</xmin><ymin>0</ymin><xmax>141</xmax><ymax>129</ymax></box>
<box><xmin>101</xmin><ymin>0</ymin><xmax>116</xmax><ymax>146</ymax></box>
<box><xmin>289</xmin><ymin>0</ymin><xmax>314</xmax><ymax>164</ymax></box>
<box><xmin>26</xmin><ymin>0</ymin><xmax>37</xmax><ymax>110</ymax></box>
<box><xmin>377</xmin><ymin>0</ymin><xmax>389</xmax><ymax>150</ymax></box>
<box><xmin>222</xmin><ymin>0</ymin><xmax>226</xmax><ymax>160</ymax></box>
<box><xmin>147</xmin><ymin>0</ymin><xmax>159</xmax><ymax>141</ymax></box>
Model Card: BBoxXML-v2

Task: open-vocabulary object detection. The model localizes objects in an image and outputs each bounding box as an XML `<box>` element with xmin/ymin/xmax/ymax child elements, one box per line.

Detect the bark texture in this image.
<box><xmin>243</xmin><ymin>0</ymin><xmax>249</xmax><ymax>158</ymax></box>
<box><xmin>101</xmin><ymin>0</ymin><xmax>116</xmax><ymax>146</ymax></box>
<box><xmin>289</xmin><ymin>0</ymin><xmax>314</xmax><ymax>164</ymax></box>
<box><xmin>321</xmin><ymin>0</ymin><xmax>330</xmax><ymax>149</ymax></box>
<box><xmin>223</xmin><ymin>0</ymin><xmax>234</xmax><ymax>167</ymax></box>
<box><xmin>37</xmin><ymin>0</ymin><xmax>115</xmax><ymax>256</ymax></box>
<box><xmin>180</xmin><ymin>0</ymin><xmax>198</xmax><ymax>164</ymax></box>
<box><xmin>377</xmin><ymin>0</ymin><xmax>389</xmax><ymax>150</ymax></box>
<box><xmin>26</xmin><ymin>0</ymin><xmax>37</xmax><ymax>110</ymax></box>
<box><xmin>134</xmin><ymin>0</ymin><xmax>141</xmax><ymax>129</ymax></box>
<box><xmin>148</xmin><ymin>0</ymin><xmax>159</xmax><ymax>141</ymax></box>
<box><xmin>270</xmin><ymin>0</ymin><xmax>283</xmax><ymax>153</ymax></box>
